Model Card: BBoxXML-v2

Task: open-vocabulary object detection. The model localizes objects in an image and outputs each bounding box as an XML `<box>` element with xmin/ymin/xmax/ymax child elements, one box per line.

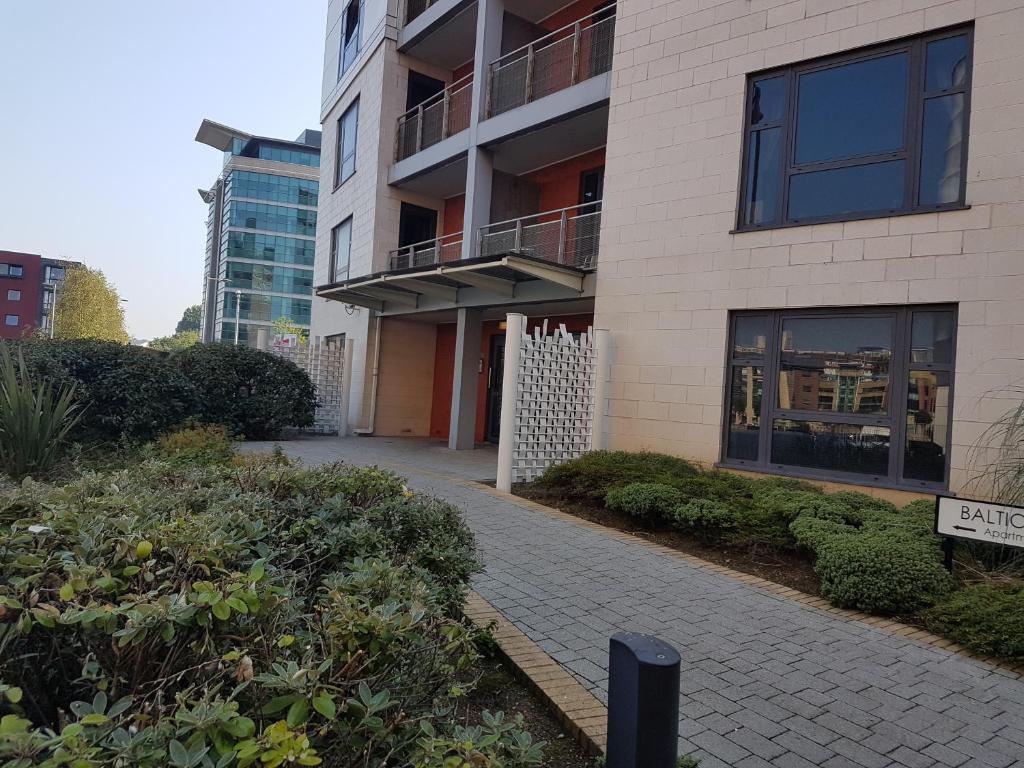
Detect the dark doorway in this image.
<box><xmin>485</xmin><ymin>333</ymin><xmax>507</xmax><ymax>443</ymax></box>
<box><xmin>406</xmin><ymin>71</ymin><xmax>445</xmax><ymax>111</ymax></box>
<box><xmin>398</xmin><ymin>202</ymin><xmax>438</xmax><ymax>247</ymax></box>
<box><xmin>579</xmin><ymin>167</ymin><xmax>605</xmax><ymax>211</ymax></box>
<box><xmin>575</xmin><ymin>167</ymin><xmax>604</xmax><ymax>267</ymax></box>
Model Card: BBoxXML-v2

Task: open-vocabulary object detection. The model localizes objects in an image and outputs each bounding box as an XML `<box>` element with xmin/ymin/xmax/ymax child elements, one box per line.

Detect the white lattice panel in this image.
<box><xmin>270</xmin><ymin>341</ymin><xmax>346</xmax><ymax>434</ymax></box>
<box><xmin>512</xmin><ymin>321</ymin><xmax>596</xmax><ymax>482</ymax></box>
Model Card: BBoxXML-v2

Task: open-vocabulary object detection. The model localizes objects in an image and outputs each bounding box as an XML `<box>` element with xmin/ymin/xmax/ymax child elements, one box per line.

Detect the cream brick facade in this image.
<box><xmin>596</xmin><ymin>0</ymin><xmax>1024</xmax><ymax>493</ymax></box>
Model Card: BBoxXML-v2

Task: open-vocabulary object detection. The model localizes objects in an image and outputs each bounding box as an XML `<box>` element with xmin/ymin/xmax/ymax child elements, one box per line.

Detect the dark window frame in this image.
<box><xmin>719</xmin><ymin>305</ymin><xmax>958</xmax><ymax>491</ymax></box>
<box><xmin>734</xmin><ymin>25</ymin><xmax>973</xmax><ymax>232</ymax></box>
<box><xmin>334</xmin><ymin>97</ymin><xmax>360</xmax><ymax>189</ymax></box>
<box><xmin>338</xmin><ymin>0</ymin><xmax>363</xmax><ymax>80</ymax></box>
<box><xmin>329</xmin><ymin>217</ymin><xmax>353</xmax><ymax>283</ymax></box>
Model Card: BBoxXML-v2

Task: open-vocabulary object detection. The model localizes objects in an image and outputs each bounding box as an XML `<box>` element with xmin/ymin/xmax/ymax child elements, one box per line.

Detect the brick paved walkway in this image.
<box><xmin>248</xmin><ymin>437</ymin><xmax>1024</xmax><ymax>768</ymax></box>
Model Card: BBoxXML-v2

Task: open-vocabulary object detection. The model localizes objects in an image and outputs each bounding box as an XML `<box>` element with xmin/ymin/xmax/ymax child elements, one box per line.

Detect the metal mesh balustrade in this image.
<box><xmin>487</xmin><ymin>8</ymin><xmax>616</xmax><ymax>117</ymax></box>
<box><xmin>478</xmin><ymin>205</ymin><xmax>602</xmax><ymax>269</ymax></box>
<box><xmin>388</xmin><ymin>236</ymin><xmax>464</xmax><ymax>271</ymax></box>
<box><xmin>403</xmin><ymin>0</ymin><xmax>433</xmax><ymax>25</ymax></box>
<box><xmin>395</xmin><ymin>76</ymin><xmax>473</xmax><ymax>161</ymax></box>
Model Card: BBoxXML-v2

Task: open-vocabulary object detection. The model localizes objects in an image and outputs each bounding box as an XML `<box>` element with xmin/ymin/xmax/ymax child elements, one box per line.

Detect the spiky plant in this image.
<box><xmin>0</xmin><ymin>343</ymin><xmax>82</xmax><ymax>478</ymax></box>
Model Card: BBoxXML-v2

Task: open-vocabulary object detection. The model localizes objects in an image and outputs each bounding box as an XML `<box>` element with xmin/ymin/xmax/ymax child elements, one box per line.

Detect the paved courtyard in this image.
<box><xmin>246</xmin><ymin>436</ymin><xmax>1024</xmax><ymax>768</ymax></box>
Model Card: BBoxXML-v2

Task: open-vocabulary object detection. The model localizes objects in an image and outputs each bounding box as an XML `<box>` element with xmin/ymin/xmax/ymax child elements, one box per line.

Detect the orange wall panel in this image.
<box><xmin>526</xmin><ymin>148</ymin><xmax>605</xmax><ymax>214</ymax></box>
<box><xmin>443</xmin><ymin>195</ymin><xmax>465</xmax><ymax>236</ymax></box>
<box><xmin>540</xmin><ymin>0</ymin><xmax>600</xmax><ymax>31</ymax></box>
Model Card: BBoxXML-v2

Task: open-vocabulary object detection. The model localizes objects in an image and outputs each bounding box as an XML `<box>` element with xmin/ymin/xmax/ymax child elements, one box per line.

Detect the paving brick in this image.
<box><xmin>268</xmin><ymin>438</ymin><xmax>1024</xmax><ymax>768</ymax></box>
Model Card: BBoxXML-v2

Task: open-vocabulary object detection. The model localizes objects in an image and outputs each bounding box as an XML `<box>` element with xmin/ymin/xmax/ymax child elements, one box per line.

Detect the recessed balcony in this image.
<box><xmin>395</xmin><ymin>74</ymin><xmax>473</xmax><ymax>162</ymax></box>
<box><xmin>485</xmin><ymin>6</ymin><xmax>615</xmax><ymax>118</ymax></box>
<box><xmin>318</xmin><ymin>203</ymin><xmax>601</xmax><ymax>314</ymax></box>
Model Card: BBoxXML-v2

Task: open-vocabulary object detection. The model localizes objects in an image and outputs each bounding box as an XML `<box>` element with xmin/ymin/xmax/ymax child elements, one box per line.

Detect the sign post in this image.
<box><xmin>934</xmin><ymin>495</ymin><xmax>1024</xmax><ymax>572</ymax></box>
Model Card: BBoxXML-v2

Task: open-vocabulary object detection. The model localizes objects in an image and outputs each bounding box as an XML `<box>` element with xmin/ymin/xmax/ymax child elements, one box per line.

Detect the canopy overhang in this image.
<box><xmin>316</xmin><ymin>254</ymin><xmax>588</xmax><ymax>314</ymax></box>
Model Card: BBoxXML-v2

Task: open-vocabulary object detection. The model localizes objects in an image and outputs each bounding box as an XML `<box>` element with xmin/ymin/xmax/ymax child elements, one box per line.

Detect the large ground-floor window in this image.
<box><xmin>720</xmin><ymin>305</ymin><xmax>956</xmax><ymax>490</ymax></box>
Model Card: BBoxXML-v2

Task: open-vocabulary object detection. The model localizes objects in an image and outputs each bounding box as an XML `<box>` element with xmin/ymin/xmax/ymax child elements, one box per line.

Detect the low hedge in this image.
<box><xmin>538</xmin><ymin>450</ymin><xmax>698</xmax><ymax>500</ymax></box>
<box><xmin>605</xmin><ymin>482</ymin><xmax>684</xmax><ymax>520</ymax></box>
<box><xmin>0</xmin><ymin>457</ymin><xmax>545</xmax><ymax>767</ymax></box>
<box><xmin>10</xmin><ymin>340</ymin><xmax>316</xmax><ymax>442</ymax></box>
<box><xmin>923</xmin><ymin>583</ymin><xmax>1024</xmax><ymax>659</ymax></box>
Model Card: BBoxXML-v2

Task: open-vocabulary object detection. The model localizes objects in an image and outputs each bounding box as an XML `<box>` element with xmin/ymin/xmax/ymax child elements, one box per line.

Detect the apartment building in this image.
<box><xmin>196</xmin><ymin>122</ymin><xmax>322</xmax><ymax>345</ymax></box>
<box><xmin>313</xmin><ymin>0</ymin><xmax>1024</xmax><ymax>497</ymax></box>
<box><xmin>312</xmin><ymin>0</ymin><xmax>613</xmax><ymax>447</ymax></box>
<box><xmin>0</xmin><ymin>251</ymin><xmax>76</xmax><ymax>339</ymax></box>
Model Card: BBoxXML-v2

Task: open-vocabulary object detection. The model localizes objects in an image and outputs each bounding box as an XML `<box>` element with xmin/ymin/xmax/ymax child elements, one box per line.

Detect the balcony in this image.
<box><xmin>403</xmin><ymin>0</ymin><xmax>441</xmax><ymax>26</ymax></box>
<box><xmin>389</xmin><ymin>233</ymin><xmax>465</xmax><ymax>270</ymax></box>
<box><xmin>486</xmin><ymin>7</ymin><xmax>615</xmax><ymax>118</ymax></box>
<box><xmin>479</xmin><ymin>203</ymin><xmax>601</xmax><ymax>270</ymax></box>
<box><xmin>396</xmin><ymin>74</ymin><xmax>473</xmax><ymax>162</ymax></box>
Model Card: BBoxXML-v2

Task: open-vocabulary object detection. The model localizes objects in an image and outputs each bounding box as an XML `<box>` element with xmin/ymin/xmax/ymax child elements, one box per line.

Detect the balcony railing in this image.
<box><xmin>395</xmin><ymin>74</ymin><xmax>473</xmax><ymax>161</ymax></box>
<box><xmin>487</xmin><ymin>7</ymin><xmax>616</xmax><ymax>118</ymax></box>
<box><xmin>478</xmin><ymin>203</ymin><xmax>601</xmax><ymax>270</ymax></box>
<box><xmin>388</xmin><ymin>233</ymin><xmax>465</xmax><ymax>271</ymax></box>
<box><xmin>402</xmin><ymin>0</ymin><xmax>439</xmax><ymax>26</ymax></box>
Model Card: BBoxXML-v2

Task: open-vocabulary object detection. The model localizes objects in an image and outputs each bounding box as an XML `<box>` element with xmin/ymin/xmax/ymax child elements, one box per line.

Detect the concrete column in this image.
<box><xmin>461</xmin><ymin>148</ymin><xmax>494</xmax><ymax>261</ymax></box>
<box><xmin>591</xmin><ymin>328</ymin><xmax>611</xmax><ymax>450</ymax></box>
<box><xmin>461</xmin><ymin>0</ymin><xmax>504</xmax><ymax>261</ymax></box>
<box><xmin>340</xmin><ymin>337</ymin><xmax>355</xmax><ymax>437</ymax></box>
<box><xmin>255</xmin><ymin>328</ymin><xmax>270</xmax><ymax>351</ymax></box>
<box><xmin>448</xmin><ymin>306</ymin><xmax>484</xmax><ymax>450</ymax></box>
<box><xmin>496</xmin><ymin>312</ymin><xmax>525</xmax><ymax>491</ymax></box>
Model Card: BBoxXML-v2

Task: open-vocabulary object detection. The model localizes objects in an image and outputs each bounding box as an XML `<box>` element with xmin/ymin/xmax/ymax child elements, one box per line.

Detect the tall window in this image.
<box><xmin>738</xmin><ymin>27</ymin><xmax>972</xmax><ymax>230</ymax></box>
<box><xmin>722</xmin><ymin>306</ymin><xmax>956</xmax><ymax>490</ymax></box>
<box><xmin>335</xmin><ymin>99</ymin><xmax>359</xmax><ymax>187</ymax></box>
<box><xmin>339</xmin><ymin>0</ymin><xmax>362</xmax><ymax>78</ymax></box>
<box><xmin>330</xmin><ymin>218</ymin><xmax>353</xmax><ymax>283</ymax></box>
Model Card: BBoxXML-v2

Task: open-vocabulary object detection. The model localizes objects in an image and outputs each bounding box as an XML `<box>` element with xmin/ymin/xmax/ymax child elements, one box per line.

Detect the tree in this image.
<box><xmin>148</xmin><ymin>330</ymin><xmax>199</xmax><ymax>352</ymax></box>
<box><xmin>272</xmin><ymin>316</ymin><xmax>309</xmax><ymax>346</ymax></box>
<box><xmin>175</xmin><ymin>304</ymin><xmax>202</xmax><ymax>334</ymax></box>
<box><xmin>52</xmin><ymin>266</ymin><xmax>129</xmax><ymax>343</ymax></box>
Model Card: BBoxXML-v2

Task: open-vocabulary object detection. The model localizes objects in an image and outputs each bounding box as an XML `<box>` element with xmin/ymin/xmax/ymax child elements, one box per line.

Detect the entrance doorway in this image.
<box><xmin>484</xmin><ymin>333</ymin><xmax>506</xmax><ymax>443</ymax></box>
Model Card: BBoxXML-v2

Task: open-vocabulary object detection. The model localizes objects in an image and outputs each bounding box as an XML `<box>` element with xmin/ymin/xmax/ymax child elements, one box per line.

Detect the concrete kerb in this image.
<box><xmin>464</xmin><ymin>590</ymin><xmax>608</xmax><ymax>756</ymax></box>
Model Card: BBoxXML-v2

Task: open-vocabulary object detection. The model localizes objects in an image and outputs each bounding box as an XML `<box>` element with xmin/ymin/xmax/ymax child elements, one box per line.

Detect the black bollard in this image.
<box><xmin>606</xmin><ymin>632</ymin><xmax>681</xmax><ymax>768</ymax></box>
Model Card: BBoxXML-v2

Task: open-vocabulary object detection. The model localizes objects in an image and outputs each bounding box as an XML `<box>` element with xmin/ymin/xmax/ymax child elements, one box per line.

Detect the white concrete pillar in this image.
<box><xmin>496</xmin><ymin>312</ymin><xmax>525</xmax><ymax>491</ymax></box>
<box><xmin>448</xmin><ymin>307</ymin><xmax>484</xmax><ymax>450</ymax></box>
<box><xmin>256</xmin><ymin>328</ymin><xmax>270</xmax><ymax>351</ymax></box>
<box><xmin>591</xmin><ymin>328</ymin><xmax>611</xmax><ymax>451</ymax></box>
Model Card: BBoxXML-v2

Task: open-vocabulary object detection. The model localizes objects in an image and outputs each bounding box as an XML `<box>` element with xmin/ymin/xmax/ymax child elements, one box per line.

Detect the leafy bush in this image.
<box><xmin>792</xmin><ymin>499</ymin><xmax>953</xmax><ymax>614</ymax></box>
<box><xmin>0</xmin><ymin>458</ymin><xmax>544</xmax><ymax>767</ymax></box>
<box><xmin>669</xmin><ymin>499</ymin><xmax>736</xmax><ymax>542</ymax></box>
<box><xmin>15</xmin><ymin>339</ymin><xmax>196</xmax><ymax>443</ymax></box>
<box><xmin>539</xmin><ymin>451</ymin><xmax>699</xmax><ymax>500</ymax></box>
<box><xmin>0</xmin><ymin>346</ymin><xmax>82</xmax><ymax>479</ymax></box>
<box><xmin>155</xmin><ymin>423</ymin><xmax>235</xmax><ymax>466</ymax></box>
<box><xmin>605</xmin><ymin>482</ymin><xmax>684</xmax><ymax>520</ymax></box>
<box><xmin>172</xmin><ymin>344</ymin><xmax>316</xmax><ymax>440</ymax></box>
<box><xmin>671</xmin><ymin>471</ymin><xmax>754</xmax><ymax>503</ymax></box>
<box><xmin>812</xmin><ymin>533</ymin><xmax>953</xmax><ymax>614</ymax></box>
<box><xmin>923</xmin><ymin>583</ymin><xmax>1024</xmax><ymax>659</ymax></box>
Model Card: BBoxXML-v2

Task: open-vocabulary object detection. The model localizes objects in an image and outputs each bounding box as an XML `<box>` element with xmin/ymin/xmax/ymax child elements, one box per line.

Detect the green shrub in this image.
<box><xmin>155</xmin><ymin>423</ymin><xmax>235</xmax><ymax>466</ymax></box>
<box><xmin>812</xmin><ymin>532</ymin><xmax>952</xmax><ymax>614</ymax></box>
<box><xmin>923</xmin><ymin>583</ymin><xmax>1024</xmax><ymax>659</ymax></box>
<box><xmin>15</xmin><ymin>339</ymin><xmax>196</xmax><ymax>443</ymax></box>
<box><xmin>670</xmin><ymin>499</ymin><xmax>736</xmax><ymax>542</ymax></box>
<box><xmin>0</xmin><ymin>458</ymin><xmax>545</xmax><ymax>766</ymax></box>
<box><xmin>172</xmin><ymin>344</ymin><xmax>316</xmax><ymax>439</ymax></box>
<box><xmin>0</xmin><ymin>346</ymin><xmax>82</xmax><ymax>478</ymax></box>
<box><xmin>538</xmin><ymin>450</ymin><xmax>699</xmax><ymax>500</ymax></box>
<box><xmin>605</xmin><ymin>482</ymin><xmax>684</xmax><ymax>520</ymax></box>
<box><xmin>671</xmin><ymin>471</ymin><xmax>754</xmax><ymax>503</ymax></box>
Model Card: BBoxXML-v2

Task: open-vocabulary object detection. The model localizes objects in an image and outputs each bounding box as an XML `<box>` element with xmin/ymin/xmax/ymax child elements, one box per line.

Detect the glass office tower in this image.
<box><xmin>196</xmin><ymin>121</ymin><xmax>321</xmax><ymax>345</ymax></box>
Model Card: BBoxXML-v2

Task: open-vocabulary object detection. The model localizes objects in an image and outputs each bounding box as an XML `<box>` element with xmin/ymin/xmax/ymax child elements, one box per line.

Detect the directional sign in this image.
<box><xmin>935</xmin><ymin>495</ymin><xmax>1024</xmax><ymax>549</ymax></box>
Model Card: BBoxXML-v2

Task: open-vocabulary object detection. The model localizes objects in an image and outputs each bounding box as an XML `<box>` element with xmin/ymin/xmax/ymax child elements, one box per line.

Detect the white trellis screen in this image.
<box><xmin>497</xmin><ymin>314</ymin><xmax>609</xmax><ymax>490</ymax></box>
<box><xmin>265</xmin><ymin>338</ymin><xmax>351</xmax><ymax>435</ymax></box>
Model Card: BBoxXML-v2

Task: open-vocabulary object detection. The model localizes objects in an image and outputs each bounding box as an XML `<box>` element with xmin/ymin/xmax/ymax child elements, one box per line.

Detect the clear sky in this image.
<box><xmin>0</xmin><ymin>1</ymin><xmax>326</xmax><ymax>339</ymax></box>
